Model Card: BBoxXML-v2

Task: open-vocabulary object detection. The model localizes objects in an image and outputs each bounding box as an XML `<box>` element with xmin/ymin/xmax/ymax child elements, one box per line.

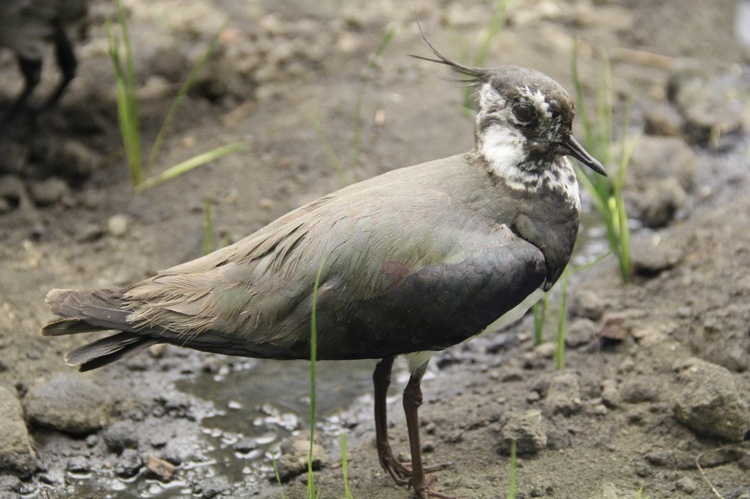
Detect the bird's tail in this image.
<box><xmin>41</xmin><ymin>288</ymin><xmax>158</xmax><ymax>371</ymax></box>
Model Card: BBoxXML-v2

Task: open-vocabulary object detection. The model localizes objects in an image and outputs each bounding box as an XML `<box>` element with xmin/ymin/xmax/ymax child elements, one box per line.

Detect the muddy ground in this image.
<box><xmin>1</xmin><ymin>0</ymin><xmax>749</xmax><ymax>498</ymax></box>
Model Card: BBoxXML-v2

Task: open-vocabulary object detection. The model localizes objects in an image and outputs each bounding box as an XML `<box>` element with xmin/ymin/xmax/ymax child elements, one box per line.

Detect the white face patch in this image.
<box><xmin>519</xmin><ymin>86</ymin><xmax>552</xmax><ymax>119</ymax></box>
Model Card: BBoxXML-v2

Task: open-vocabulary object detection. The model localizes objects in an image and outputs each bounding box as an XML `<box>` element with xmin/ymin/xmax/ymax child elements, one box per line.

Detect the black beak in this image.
<box><xmin>564</xmin><ymin>136</ymin><xmax>607</xmax><ymax>176</ymax></box>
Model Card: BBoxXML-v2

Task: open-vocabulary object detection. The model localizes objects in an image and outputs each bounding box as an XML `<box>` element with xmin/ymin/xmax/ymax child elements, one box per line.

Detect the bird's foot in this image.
<box><xmin>413</xmin><ymin>474</ymin><xmax>458</xmax><ymax>499</ymax></box>
<box><xmin>380</xmin><ymin>453</ymin><xmax>453</xmax><ymax>485</ymax></box>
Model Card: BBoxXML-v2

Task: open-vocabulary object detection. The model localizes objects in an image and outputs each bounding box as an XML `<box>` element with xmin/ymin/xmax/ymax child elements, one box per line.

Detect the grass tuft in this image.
<box><xmin>108</xmin><ymin>0</ymin><xmax>244</xmax><ymax>190</ymax></box>
<box><xmin>571</xmin><ymin>38</ymin><xmax>634</xmax><ymax>283</ymax></box>
<box><xmin>340</xmin><ymin>433</ymin><xmax>354</xmax><ymax>499</ymax></box>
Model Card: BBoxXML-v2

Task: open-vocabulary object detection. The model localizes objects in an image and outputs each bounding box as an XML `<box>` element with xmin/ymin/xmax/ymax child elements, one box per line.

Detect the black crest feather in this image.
<box><xmin>409</xmin><ymin>25</ymin><xmax>489</xmax><ymax>85</ymax></box>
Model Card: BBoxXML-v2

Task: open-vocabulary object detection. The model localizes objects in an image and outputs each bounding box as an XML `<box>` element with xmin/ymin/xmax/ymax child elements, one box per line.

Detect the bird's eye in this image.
<box><xmin>512</xmin><ymin>103</ymin><xmax>537</xmax><ymax>124</ymax></box>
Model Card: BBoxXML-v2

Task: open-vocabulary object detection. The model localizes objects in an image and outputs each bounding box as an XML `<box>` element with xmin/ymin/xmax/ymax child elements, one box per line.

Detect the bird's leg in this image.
<box><xmin>403</xmin><ymin>371</ymin><xmax>456</xmax><ymax>499</ymax></box>
<box><xmin>373</xmin><ymin>356</ymin><xmax>411</xmax><ymax>484</ymax></box>
<box><xmin>0</xmin><ymin>56</ymin><xmax>41</xmax><ymax>126</ymax></box>
<box><xmin>45</xmin><ymin>33</ymin><xmax>78</xmax><ymax>109</ymax></box>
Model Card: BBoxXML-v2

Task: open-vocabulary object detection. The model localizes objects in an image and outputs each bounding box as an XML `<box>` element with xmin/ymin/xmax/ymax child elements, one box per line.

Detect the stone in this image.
<box><xmin>543</xmin><ymin>372</ymin><xmax>582</xmax><ymax>416</ymax></box>
<box><xmin>631</xmin><ymin>234</ymin><xmax>684</xmax><ymax>277</ymax></box>
<box><xmin>624</xmin><ymin>135</ymin><xmax>698</xmax><ymax>227</ymax></box>
<box><xmin>601</xmin><ymin>379</ymin><xmax>622</xmax><ymax>409</ymax></box>
<box><xmin>274</xmin><ymin>438</ymin><xmax>327</xmax><ymax>482</ymax></box>
<box><xmin>0</xmin><ymin>386</ymin><xmax>36</xmax><ymax>475</ymax></box>
<box><xmin>29</xmin><ymin>177</ymin><xmax>69</xmax><ymax>206</ymax></box>
<box><xmin>114</xmin><ymin>448</ymin><xmax>143</xmax><ymax>478</ymax></box>
<box><xmin>673</xmin><ymin>358</ymin><xmax>750</xmax><ymax>442</ymax></box>
<box><xmin>24</xmin><ymin>374</ymin><xmax>113</xmax><ymax>435</ymax></box>
<box><xmin>102</xmin><ymin>420</ymin><xmax>139</xmax><ymax>453</ymax></box>
<box><xmin>107</xmin><ymin>214</ymin><xmax>130</xmax><ymax>238</ymax></box>
<box><xmin>567</xmin><ymin>289</ymin><xmax>606</xmax><ymax>321</ymax></box>
<box><xmin>565</xmin><ymin>319</ymin><xmax>597</xmax><ymax>348</ymax></box>
<box><xmin>498</xmin><ymin>409</ymin><xmax>547</xmax><ymax>455</ymax></box>
<box><xmin>621</xmin><ymin>376</ymin><xmax>661</xmax><ymax>403</ymax></box>
<box><xmin>146</xmin><ymin>454</ymin><xmax>176</xmax><ymax>481</ymax></box>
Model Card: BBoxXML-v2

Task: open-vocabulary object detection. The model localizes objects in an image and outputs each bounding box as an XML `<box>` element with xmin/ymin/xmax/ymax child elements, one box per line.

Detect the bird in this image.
<box><xmin>41</xmin><ymin>34</ymin><xmax>605</xmax><ymax>498</ymax></box>
<box><xmin>0</xmin><ymin>0</ymin><xmax>89</xmax><ymax>124</ymax></box>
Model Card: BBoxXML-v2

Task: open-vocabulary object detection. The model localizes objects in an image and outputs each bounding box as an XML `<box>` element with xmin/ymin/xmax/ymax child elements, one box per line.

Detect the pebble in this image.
<box><xmin>498</xmin><ymin>409</ymin><xmax>547</xmax><ymax>454</ymax></box>
<box><xmin>631</xmin><ymin>234</ymin><xmax>684</xmax><ymax>277</ymax></box>
<box><xmin>601</xmin><ymin>379</ymin><xmax>622</xmax><ymax>409</ymax></box>
<box><xmin>567</xmin><ymin>289</ymin><xmax>606</xmax><ymax>321</ymax></box>
<box><xmin>673</xmin><ymin>358</ymin><xmax>750</xmax><ymax>442</ymax></box>
<box><xmin>24</xmin><ymin>374</ymin><xmax>113</xmax><ymax>435</ymax></box>
<box><xmin>0</xmin><ymin>386</ymin><xmax>36</xmax><ymax>476</ymax></box>
<box><xmin>146</xmin><ymin>454</ymin><xmax>176</xmax><ymax>481</ymax></box>
<box><xmin>29</xmin><ymin>177</ymin><xmax>69</xmax><ymax>206</ymax></box>
<box><xmin>565</xmin><ymin>319</ymin><xmax>597</xmax><ymax>348</ymax></box>
<box><xmin>599</xmin><ymin>313</ymin><xmax>630</xmax><ymax>341</ymax></box>
<box><xmin>103</xmin><ymin>420</ymin><xmax>139</xmax><ymax>453</ymax></box>
<box><xmin>108</xmin><ymin>214</ymin><xmax>130</xmax><ymax>238</ymax></box>
<box><xmin>675</xmin><ymin>476</ymin><xmax>697</xmax><ymax>494</ymax></box>
<box><xmin>620</xmin><ymin>377</ymin><xmax>661</xmax><ymax>403</ymax></box>
<box><xmin>625</xmin><ymin>135</ymin><xmax>697</xmax><ymax>227</ymax></box>
<box><xmin>114</xmin><ymin>448</ymin><xmax>143</xmax><ymax>478</ymax></box>
<box><xmin>543</xmin><ymin>372</ymin><xmax>582</xmax><ymax>416</ymax></box>
<box><xmin>274</xmin><ymin>438</ymin><xmax>327</xmax><ymax>482</ymax></box>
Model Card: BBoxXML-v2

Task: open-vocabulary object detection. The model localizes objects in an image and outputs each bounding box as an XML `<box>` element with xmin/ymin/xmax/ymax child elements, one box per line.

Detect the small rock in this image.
<box><xmin>24</xmin><ymin>374</ymin><xmax>113</xmax><ymax>435</ymax></box>
<box><xmin>544</xmin><ymin>372</ymin><xmax>582</xmax><ymax>416</ymax></box>
<box><xmin>675</xmin><ymin>476</ymin><xmax>697</xmax><ymax>494</ymax></box>
<box><xmin>108</xmin><ymin>214</ymin><xmax>130</xmax><ymax>238</ymax></box>
<box><xmin>631</xmin><ymin>236</ymin><xmax>684</xmax><ymax>277</ymax></box>
<box><xmin>146</xmin><ymin>454</ymin><xmax>176</xmax><ymax>481</ymax></box>
<box><xmin>599</xmin><ymin>313</ymin><xmax>630</xmax><ymax>341</ymax></box>
<box><xmin>498</xmin><ymin>409</ymin><xmax>547</xmax><ymax>454</ymax></box>
<box><xmin>567</xmin><ymin>290</ymin><xmax>606</xmax><ymax>321</ymax></box>
<box><xmin>621</xmin><ymin>377</ymin><xmax>661</xmax><ymax>403</ymax></box>
<box><xmin>67</xmin><ymin>455</ymin><xmax>90</xmax><ymax>473</ymax></box>
<box><xmin>199</xmin><ymin>476</ymin><xmax>231</xmax><ymax>499</ymax></box>
<box><xmin>114</xmin><ymin>448</ymin><xmax>142</xmax><ymax>478</ymax></box>
<box><xmin>0</xmin><ymin>475</ymin><xmax>22</xmax><ymax>494</ymax></box>
<box><xmin>0</xmin><ymin>386</ymin><xmax>36</xmax><ymax>475</ymax></box>
<box><xmin>673</xmin><ymin>358</ymin><xmax>750</xmax><ymax>442</ymax></box>
<box><xmin>565</xmin><ymin>319</ymin><xmax>597</xmax><ymax>348</ymax></box>
<box><xmin>29</xmin><ymin>177</ymin><xmax>68</xmax><ymax>206</ymax></box>
<box><xmin>103</xmin><ymin>420</ymin><xmax>139</xmax><ymax>453</ymax></box>
<box><xmin>274</xmin><ymin>438</ymin><xmax>327</xmax><ymax>483</ymax></box>
<box><xmin>625</xmin><ymin>135</ymin><xmax>697</xmax><ymax>227</ymax></box>
<box><xmin>601</xmin><ymin>379</ymin><xmax>621</xmax><ymax>409</ymax></box>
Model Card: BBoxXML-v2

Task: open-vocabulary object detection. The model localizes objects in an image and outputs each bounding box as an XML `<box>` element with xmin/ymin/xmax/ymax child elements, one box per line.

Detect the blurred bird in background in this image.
<box><xmin>0</xmin><ymin>0</ymin><xmax>89</xmax><ymax>125</ymax></box>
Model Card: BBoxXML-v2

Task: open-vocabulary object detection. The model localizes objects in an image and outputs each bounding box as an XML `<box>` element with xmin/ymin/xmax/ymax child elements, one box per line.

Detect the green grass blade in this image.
<box><xmin>272</xmin><ymin>456</ymin><xmax>288</xmax><ymax>499</ymax></box>
<box><xmin>136</xmin><ymin>142</ymin><xmax>245</xmax><ymax>191</ymax></box>
<box><xmin>340</xmin><ymin>434</ymin><xmax>353</xmax><ymax>499</ymax></box>
<box><xmin>507</xmin><ymin>438</ymin><xmax>517</xmax><ymax>499</ymax></box>
<box><xmin>107</xmin><ymin>9</ymin><xmax>143</xmax><ymax>186</ymax></box>
<box><xmin>147</xmin><ymin>21</ymin><xmax>228</xmax><ymax>169</ymax></box>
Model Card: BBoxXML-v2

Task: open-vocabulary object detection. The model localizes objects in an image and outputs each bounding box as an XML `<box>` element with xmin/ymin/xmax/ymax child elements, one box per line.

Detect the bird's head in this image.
<box><xmin>412</xmin><ymin>35</ymin><xmax>606</xmax><ymax>185</ymax></box>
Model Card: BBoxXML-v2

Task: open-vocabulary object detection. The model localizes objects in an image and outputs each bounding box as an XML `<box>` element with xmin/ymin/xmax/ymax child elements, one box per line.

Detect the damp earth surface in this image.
<box><xmin>1</xmin><ymin>0</ymin><xmax>749</xmax><ymax>498</ymax></box>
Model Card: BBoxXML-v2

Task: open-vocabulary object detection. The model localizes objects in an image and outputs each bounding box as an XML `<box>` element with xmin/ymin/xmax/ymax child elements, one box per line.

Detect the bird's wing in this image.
<box><xmin>121</xmin><ymin>180</ymin><xmax>546</xmax><ymax>359</ymax></box>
